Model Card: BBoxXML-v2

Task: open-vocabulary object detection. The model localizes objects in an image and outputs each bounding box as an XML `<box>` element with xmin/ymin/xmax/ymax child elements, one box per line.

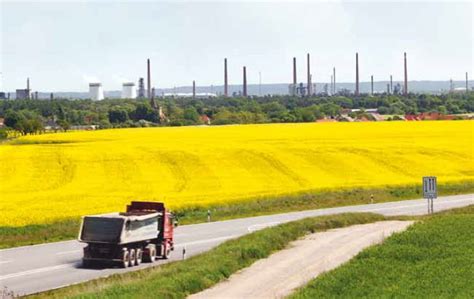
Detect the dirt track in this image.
<box><xmin>189</xmin><ymin>221</ymin><xmax>414</xmax><ymax>299</ymax></box>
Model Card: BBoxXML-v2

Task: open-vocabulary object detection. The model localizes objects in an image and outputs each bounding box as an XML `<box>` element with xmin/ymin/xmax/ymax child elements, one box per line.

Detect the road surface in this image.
<box><xmin>190</xmin><ymin>221</ymin><xmax>414</xmax><ymax>299</ymax></box>
<box><xmin>0</xmin><ymin>194</ymin><xmax>472</xmax><ymax>296</ymax></box>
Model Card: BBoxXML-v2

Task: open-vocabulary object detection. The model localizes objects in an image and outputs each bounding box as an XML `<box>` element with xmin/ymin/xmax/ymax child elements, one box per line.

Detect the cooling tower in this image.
<box><xmin>122</xmin><ymin>82</ymin><xmax>137</xmax><ymax>99</ymax></box>
<box><xmin>89</xmin><ymin>83</ymin><xmax>104</xmax><ymax>101</ymax></box>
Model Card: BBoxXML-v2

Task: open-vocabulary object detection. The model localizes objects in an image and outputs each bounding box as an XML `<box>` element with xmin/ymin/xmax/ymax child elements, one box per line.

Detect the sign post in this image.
<box><xmin>423</xmin><ymin>176</ymin><xmax>437</xmax><ymax>214</ymax></box>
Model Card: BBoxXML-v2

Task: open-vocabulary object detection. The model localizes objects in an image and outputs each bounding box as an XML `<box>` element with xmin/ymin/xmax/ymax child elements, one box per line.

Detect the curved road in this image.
<box><xmin>0</xmin><ymin>194</ymin><xmax>473</xmax><ymax>296</ymax></box>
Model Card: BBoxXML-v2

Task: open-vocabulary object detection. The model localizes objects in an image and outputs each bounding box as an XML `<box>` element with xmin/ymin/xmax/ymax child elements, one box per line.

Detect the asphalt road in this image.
<box><xmin>0</xmin><ymin>194</ymin><xmax>472</xmax><ymax>296</ymax></box>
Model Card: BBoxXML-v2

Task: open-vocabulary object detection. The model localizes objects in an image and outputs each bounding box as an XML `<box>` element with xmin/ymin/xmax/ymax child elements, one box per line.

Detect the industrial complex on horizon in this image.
<box><xmin>0</xmin><ymin>52</ymin><xmax>471</xmax><ymax>101</ymax></box>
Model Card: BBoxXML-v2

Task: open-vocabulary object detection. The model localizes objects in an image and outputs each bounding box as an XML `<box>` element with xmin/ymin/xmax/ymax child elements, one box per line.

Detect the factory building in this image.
<box><xmin>121</xmin><ymin>82</ymin><xmax>137</xmax><ymax>99</ymax></box>
<box><xmin>89</xmin><ymin>83</ymin><xmax>104</xmax><ymax>100</ymax></box>
<box><xmin>16</xmin><ymin>89</ymin><xmax>30</xmax><ymax>100</ymax></box>
<box><xmin>16</xmin><ymin>78</ymin><xmax>31</xmax><ymax>99</ymax></box>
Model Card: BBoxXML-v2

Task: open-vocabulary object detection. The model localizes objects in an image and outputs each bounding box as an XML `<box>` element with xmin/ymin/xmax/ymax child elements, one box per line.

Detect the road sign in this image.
<box><xmin>423</xmin><ymin>176</ymin><xmax>437</xmax><ymax>199</ymax></box>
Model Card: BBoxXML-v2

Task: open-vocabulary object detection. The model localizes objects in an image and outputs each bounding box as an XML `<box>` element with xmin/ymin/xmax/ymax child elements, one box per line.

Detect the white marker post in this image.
<box><xmin>423</xmin><ymin>176</ymin><xmax>437</xmax><ymax>214</ymax></box>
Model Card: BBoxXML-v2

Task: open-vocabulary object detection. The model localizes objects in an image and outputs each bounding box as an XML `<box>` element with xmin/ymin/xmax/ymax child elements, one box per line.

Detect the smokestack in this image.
<box><xmin>467</xmin><ymin>72</ymin><xmax>469</xmax><ymax>93</ymax></box>
<box><xmin>404</xmin><ymin>52</ymin><xmax>408</xmax><ymax>96</ymax></box>
<box><xmin>147</xmin><ymin>59</ymin><xmax>151</xmax><ymax>99</ymax></box>
<box><xmin>371</xmin><ymin>75</ymin><xmax>374</xmax><ymax>95</ymax></box>
<box><xmin>27</xmin><ymin>78</ymin><xmax>30</xmax><ymax>99</ymax></box>
<box><xmin>390</xmin><ymin>75</ymin><xmax>393</xmax><ymax>94</ymax></box>
<box><xmin>387</xmin><ymin>84</ymin><xmax>390</xmax><ymax>94</ymax></box>
<box><xmin>243</xmin><ymin>66</ymin><xmax>247</xmax><ymax>97</ymax></box>
<box><xmin>307</xmin><ymin>53</ymin><xmax>311</xmax><ymax>95</ymax></box>
<box><xmin>333</xmin><ymin>67</ymin><xmax>336</xmax><ymax>94</ymax></box>
<box><xmin>331</xmin><ymin>75</ymin><xmax>334</xmax><ymax>95</ymax></box>
<box><xmin>50</xmin><ymin>93</ymin><xmax>54</xmax><ymax>100</ymax></box>
<box><xmin>355</xmin><ymin>53</ymin><xmax>359</xmax><ymax>96</ymax></box>
<box><xmin>224</xmin><ymin>58</ymin><xmax>228</xmax><ymax>97</ymax></box>
<box><xmin>193</xmin><ymin>80</ymin><xmax>196</xmax><ymax>99</ymax></box>
<box><xmin>293</xmin><ymin>57</ymin><xmax>297</xmax><ymax>85</ymax></box>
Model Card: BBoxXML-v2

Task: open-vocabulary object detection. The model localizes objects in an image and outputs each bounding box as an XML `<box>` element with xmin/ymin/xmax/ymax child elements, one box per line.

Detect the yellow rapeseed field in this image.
<box><xmin>0</xmin><ymin>121</ymin><xmax>473</xmax><ymax>227</ymax></box>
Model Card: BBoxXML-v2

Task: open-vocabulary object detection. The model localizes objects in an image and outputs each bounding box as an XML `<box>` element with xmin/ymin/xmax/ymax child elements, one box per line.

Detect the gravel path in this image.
<box><xmin>189</xmin><ymin>221</ymin><xmax>414</xmax><ymax>299</ymax></box>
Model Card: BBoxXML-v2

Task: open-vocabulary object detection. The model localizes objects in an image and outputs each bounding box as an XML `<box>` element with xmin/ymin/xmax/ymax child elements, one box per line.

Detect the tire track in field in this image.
<box><xmin>236</xmin><ymin>149</ymin><xmax>309</xmax><ymax>188</ymax></box>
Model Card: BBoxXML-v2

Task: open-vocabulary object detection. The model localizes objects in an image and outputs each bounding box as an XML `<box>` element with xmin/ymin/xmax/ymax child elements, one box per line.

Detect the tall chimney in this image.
<box><xmin>224</xmin><ymin>58</ymin><xmax>228</xmax><ymax>97</ymax></box>
<box><xmin>333</xmin><ymin>67</ymin><xmax>336</xmax><ymax>94</ymax></box>
<box><xmin>387</xmin><ymin>84</ymin><xmax>390</xmax><ymax>94</ymax></box>
<box><xmin>293</xmin><ymin>57</ymin><xmax>297</xmax><ymax>85</ymax></box>
<box><xmin>404</xmin><ymin>52</ymin><xmax>408</xmax><ymax>96</ymax></box>
<box><xmin>330</xmin><ymin>75</ymin><xmax>333</xmax><ymax>95</ymax></box>
<box><xmin>50</xmin><ymin>92</ymin><xmax>54</xmax><ymax>100</ymax></box>
<box><xmin>147</xmin><ymin>59</ymin><xmax>151</xmax><ymax>99</ymax></box>
<box><xmin>371</xmin><ymin>75</ymin><xmax>374</xmax><ymax>95</ymax></box>
<box><xmin>466</xmin><ymin>72</ymin><xmax>469</xmax><ymax>93</ymax></box>
<box><xmin>390</xmin><ymin>75</ymin><xmax>393</xmax><ymax>94</ymax></box>
<box><xmin>27</xmin><ymin>78</ymin><xmax>30</xmax><ymax>99</ymax></box>
<box><xmin>193</xmin><ymin>80</ymin><xmax>196</xmax><ymax>99</ymax></box>
<box><xmin>307</xmin><ymin>53</ymin><xmax>311</xmax><ymax>95</ymax></box>
<box><xmin>243</xmin><ymin>66</ymin><xmax>247</xmax><ymax>97</ymax></box>
<box><xmin>355</xmin><ymin>53</ymin><xmax>359</xmax><ymax>96</ymax></box>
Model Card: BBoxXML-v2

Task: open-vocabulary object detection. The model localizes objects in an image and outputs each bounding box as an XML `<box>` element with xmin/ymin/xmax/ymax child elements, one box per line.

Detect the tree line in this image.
<box><xmin>0</xmin><ymin>93</ymin><xmax>472</xmax><ymax>137</ymax></box>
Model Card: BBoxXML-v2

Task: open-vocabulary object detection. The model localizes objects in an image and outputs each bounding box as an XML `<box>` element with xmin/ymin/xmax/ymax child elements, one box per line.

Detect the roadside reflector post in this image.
<box><xmin>182</xmin><ymin>246</ymin><xmax>186</xmax><ymax>260</ymax></box>
<box><xmin>370</xmin><ymin>194</ymin><xmax>374</xmax><ymax>204</ymax></box>
<box><xmin>423</xmin><ymin>176</ymin><xmax>437</xmax><ymax>214</ymax></box>
<box><xmin>207</xmin><ymin>210</ymin><xmax>211</xmax><ymax>222</ymax></box>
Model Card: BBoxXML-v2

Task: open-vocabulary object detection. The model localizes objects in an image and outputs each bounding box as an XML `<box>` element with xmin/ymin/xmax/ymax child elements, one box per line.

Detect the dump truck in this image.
<box><xmin>78</xmin><ymin>201</ymin><xmax>175</xmax><ymax>268</ymax></box>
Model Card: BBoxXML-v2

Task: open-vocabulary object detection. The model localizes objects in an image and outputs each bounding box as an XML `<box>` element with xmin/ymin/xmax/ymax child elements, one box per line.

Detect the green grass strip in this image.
<box><xmin>2</xmin><ymin>180</ymin><xmax>473</xmax><ymax>249</ymax></box>
<box><xmin>290</xmin><ymin>205</ymin><xmax>474</xmax><ymax>298</ymax></box>
<box><xmin>29</xmin><ymin>213</ymin><xmax>386</xmax><ymax>299</ymax></box>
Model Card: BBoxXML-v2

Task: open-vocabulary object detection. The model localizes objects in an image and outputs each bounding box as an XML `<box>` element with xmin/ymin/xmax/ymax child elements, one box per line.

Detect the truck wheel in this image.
<box><xmin>144</xmin><ymin>245</ymin><xmax>156</xmax><ymax>263</ymax></box>
<box><xmin>149</xmin><ymin>246</ymin><xmax>156</xmax><ymax>262</ymax></box>
<box><xmin>162</xmin><ymin>244</ymin><xmax>170</xmax><ymax>259</ymax></box>
<box><xmin>129</xmin><ymin>249</ymin><xmax>136</xmax><ymax>267</ymax></box>
<box><xmin>136</xmin><ymin>248</ymin><xmax>142</xmax><ymax>265</ymax></box>
<box><xmin>121</xmin><ymin>249</ymin><xmax>130</xmax><ymax>268</ymax></box>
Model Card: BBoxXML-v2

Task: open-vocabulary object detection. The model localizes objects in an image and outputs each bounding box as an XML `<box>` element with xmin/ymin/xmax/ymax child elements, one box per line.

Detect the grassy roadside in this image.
<box><xmin>2</xmin><ymin>180</ymin><xmax>473</xmax><ymax>249</ymax></box>
<box><xmin>30</xmin><ymin>212</ymin><xmax>387</xmax><ymax>299</ymax></box>
<box><xmin>290</xmin><ymin>205</ymin><xmax>474</xmax><ymax>298</ymax></box>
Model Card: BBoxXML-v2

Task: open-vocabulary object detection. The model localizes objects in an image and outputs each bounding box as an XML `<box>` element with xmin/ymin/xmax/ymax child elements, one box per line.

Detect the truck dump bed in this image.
<box><xmin>79</xmin><ymin>211</ymin><xmax>160</xmax><ymax>245</ymax></box>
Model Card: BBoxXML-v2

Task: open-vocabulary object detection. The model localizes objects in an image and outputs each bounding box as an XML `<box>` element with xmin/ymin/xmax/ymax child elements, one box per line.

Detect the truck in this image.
<box><xmin>78</xmin><ymin>201</ymin><xmax>176</xmax><ymax>268</ymax></box>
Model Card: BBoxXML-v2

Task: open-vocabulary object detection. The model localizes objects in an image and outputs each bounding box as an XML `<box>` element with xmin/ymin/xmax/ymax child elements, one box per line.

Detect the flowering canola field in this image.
<box><xmin>0</xmin><ymin>121</ymin><xmax>473</xmax><ymax>227</ymax></box>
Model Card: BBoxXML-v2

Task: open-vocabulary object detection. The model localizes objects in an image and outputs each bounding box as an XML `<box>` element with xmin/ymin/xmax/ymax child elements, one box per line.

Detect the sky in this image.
<box><xmin>0</xmin><ymin>0</ymin><xmax>473</xmax><ymax>92</ymax></box>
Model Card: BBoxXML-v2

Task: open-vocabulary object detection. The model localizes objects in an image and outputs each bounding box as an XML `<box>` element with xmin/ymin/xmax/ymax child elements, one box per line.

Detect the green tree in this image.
<box><xmin>108</xmin><ymin>108</ymin><xmax>129</xmax><ymax>124</ymax></box>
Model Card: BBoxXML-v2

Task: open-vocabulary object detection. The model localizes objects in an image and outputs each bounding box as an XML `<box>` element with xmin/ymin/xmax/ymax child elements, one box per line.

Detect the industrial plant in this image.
<box><xmin>1</xmin><ymin>52</ymin><xmax>472</xmax><ymax>100</ymax></box>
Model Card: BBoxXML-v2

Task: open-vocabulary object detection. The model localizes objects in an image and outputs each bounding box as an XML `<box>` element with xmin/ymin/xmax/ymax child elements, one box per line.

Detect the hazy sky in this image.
<box><xmin>1</xmin><ymin>0</ymin><xmax>473</xmax><ymax>92</ymax></box>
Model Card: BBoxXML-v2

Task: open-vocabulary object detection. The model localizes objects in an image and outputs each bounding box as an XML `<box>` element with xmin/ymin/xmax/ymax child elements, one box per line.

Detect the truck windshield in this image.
<box><xmin>81</xmin><ymin>217</ymin><xmax>124</xmax><ymax>243</ymax></box>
